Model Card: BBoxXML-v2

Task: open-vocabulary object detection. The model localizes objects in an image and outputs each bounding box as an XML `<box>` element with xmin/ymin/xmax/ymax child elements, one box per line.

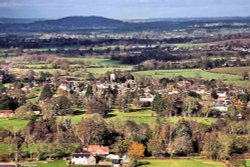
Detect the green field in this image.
<box><xmin>23</xmin><ymin>48</ymin><xmax>58</xmax><ymax>52</ymax></box>
<box><xmin>169</xmin><ymin>43</ymin><xmax>212</xmax><ymax>48</ymax></box>
<box><xmin>34</xmin><ymin>159</ymin><xmax>226</xmax><ymax>167</ymax></box>
<box><xmin>140</xmin><ymin>159</ymin><xmax>225</xmax><ymax>167</ymax></box>
<box><xmin>0</xmin><ymin>118</ymin><xmax>29</xmax><ymax>131</ymax></box>
<box><xmin>133</xmin><ymin>69</ymin><xmax>240</xmax><ymax>80</ymax></box>
<box><xmin>86</xmin><ymin>67</ymin><xmax>132</xmax><ymax>74</ymax></box>
<box><xmin>64</xmin><ymin>57</ymin><xmax>120</xmax><ymax>65</ymax></box>
<box><xmin>247</xmin><ymin>160</ymin><xmax>250</xmax><ymax>167</ymax></box>
<box><xmin>111</xmin><ymin>108</ymin><xmax>216</xmax><ymax>124</ymax></box>
<box><xmin>133</xmin><ymin>69</ymin><xmax>249</xmax><ymax>88</ymax></box>
<box><xmin>35</xmin><ymin>160</ymin><xmax>67</xmax><ymax>167</ymax></box>
<box><xmin>35</xmin><ymin>160</ymin><xmax>108</xmax><ymax>167</ymax></box>
<box><xmin>56</xmin><ymin>108</ymin><xmax>216</xmax><ymax>125</ymax></box>
<box><xmin>0</xmin><ymin>108</ymin><xmax>216</xmax><ymax>131</ymax></box>
<box><xmin>10</xmin><ymin>68</ymin><xmax>65</xmax><ymax>74</ymax></box>
<box><xmin>0</xmin><ymin>143</ymin><xmax>11</xmax><ymax>155</ymax></box>
<box><xmin>26</xmin><ymin>63</ymin><xmax>52</xmax><ymax>68</ymax></box>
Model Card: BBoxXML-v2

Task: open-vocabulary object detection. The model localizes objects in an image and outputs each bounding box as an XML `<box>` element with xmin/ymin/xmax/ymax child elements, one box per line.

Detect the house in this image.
<box><xmin>0</xmin><ymin>110</ymin><xmax>14</xmax><ymax>118</ymax></box>
<box><xmin>82</xmin><ymin>145</ymin><xmax>109</xmax><ymax>156</ymax></box>
<box><xmin>234</xmin><ymin>101</ymin><xmax>246</xmax><ymax>107</ymax></box>
<box><xmin>195</xmin><ymin>88</ymin><xmax>207</xmax><ymax>95</ymax></box>
<box><xmin>112</xmin><ymin>159</ymin><xmax>122</xmax><ymax>167</ymax></box>
<box><xmin>217</xmin><ymin>91</ymin><xmax>227</xmax><ymax>98</ymax></box>
<box><xmin>168</xmin><ymin>89</ymin><xmax>179</xmax><ymax>95</ymax></box>
<box><xmin>0</xmin><ymin>75</ymin><xmax>3</xmax><ymax>83</ymax></box>
<box><xmin>0</xmin><ymin>163</ymin><xmax>19</xmax><ymax>167</ymax></box>
<box><xmin>0</xmin><ymin>165</ymin><xmax>18</xmax><ymax>167</ymax></box>
<box><xmin>71</xmin><ymin>153</ymin><xmax>96</xmax><ymax>165</ymax></box>
<box><xmin>217</xmin><ymin>91</ymin><xmax>228</xmax><ymax>102</ymax></box>
<box><xmin>106</xmin><ymin>154</ymin><xmax>120</xmax><ymax>160</ymax></box>
<box><xmin>213</xmin><ymin>105</ymin><xmax>228</xmax><ymax>112</ymax></box>
<box><xmin>106</xmin><ymin>154</ymin><xmax>121</xmax><ymax>167</ymax></box>
<box><xmin>57</xmin><ymin>83</ymin><xmax>69</xmax><ymax>96</ymax></box>
<box><xmin>247</xmin><ymin>101</ymin><xmax>250</xmax><ymax>108</ymax></box>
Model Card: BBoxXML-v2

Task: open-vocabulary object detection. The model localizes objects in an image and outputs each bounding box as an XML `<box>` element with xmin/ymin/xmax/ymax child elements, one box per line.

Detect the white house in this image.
<box><xmin>71</xmin><ymin>153</ymin><xmax>96</xmax><ymax>165</ymax></box>
<box><xmin>213</xmin><ymin>105</ymin><xmax>228</xmax><ymax>112</ymax></box>
<box><xmin>139</xmin><ymin>96</ymin><xmax>155</xmax><ymax>103</ymax></box>
<box><xmin>247</xmin><ymin>101</ymin><xmax>250</xmax><ymax>108</ymax></box>
<box><xmin>217</xmin><ymin>91</ymin><xmax>227</xmax><ymax>98</ymax></box>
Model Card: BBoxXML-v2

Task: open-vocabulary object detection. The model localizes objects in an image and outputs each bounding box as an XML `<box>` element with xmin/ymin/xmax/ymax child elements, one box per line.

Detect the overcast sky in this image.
<box><xmin>0</xmin><ymin>0</ymin><xmax>249</xmax><ymax>19</ymax></box>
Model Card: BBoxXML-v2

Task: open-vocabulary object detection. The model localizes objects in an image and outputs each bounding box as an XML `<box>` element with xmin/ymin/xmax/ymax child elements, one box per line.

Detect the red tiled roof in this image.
<box><xmin>234</xmin><ymin>102</ymin><xmax>246</xmax><ymax>107</ymax></box>
<box><xmin>82</xmin><ymin>145</ymin><xmax>109</xmax><ymax>155</ymax></box>
<box><xmin>0</xmin><ymin>110</ymin><xmax>13</xmax><ymax>114</ymax></box>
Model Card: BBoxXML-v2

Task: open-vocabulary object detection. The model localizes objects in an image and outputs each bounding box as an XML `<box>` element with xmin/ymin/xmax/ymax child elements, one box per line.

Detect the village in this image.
<box><xmin>0</xmin><ymin>57</ymin><xmax>250</xmax><ymax>166</ymax></box>
<box><xmin>0</xmin><ymin>11</ymin><xmax>250</xmax><ymax>167</ymax></box>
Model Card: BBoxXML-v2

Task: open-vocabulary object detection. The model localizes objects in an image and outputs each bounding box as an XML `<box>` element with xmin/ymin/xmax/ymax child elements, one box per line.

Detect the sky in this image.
<box><xmin>0</xmin><ymin>0</ymin><xmax>249</xmax><ymax>19</ymax></box>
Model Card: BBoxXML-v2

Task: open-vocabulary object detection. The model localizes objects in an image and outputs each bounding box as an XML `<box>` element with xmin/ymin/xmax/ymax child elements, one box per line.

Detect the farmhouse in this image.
<box><xmin>217</xmin><ymin>91</ymin><xmax>227</xmax><ymax>98</ymax></box>
<box><xmin>0</xmin><ymin>164</ymin><xmax>19</xmax><ymax>167</ymax></box>
<box><xmin>71</xmin><ymin>153</ymin><xmax>96</xmax><ymax>165</ymax></box>
<box><xmin>139</xmin><ymin>96</ymin><xmax>155</xmax><ymax>103</ymax></box>
<box><xmin>213</xmin><ymin>105</ymin><xmax>228</xmax><ymax>112</ymax></box>
<box><xmin>0</xmin><ymin>110</ymin><xmax>14</xmax><ymax>118</ymax></box>
<box><xmin>0</xmin><ymin>74</ymin><xmax>3</xmax><ymax>83</ymax></box>
<box><xmin>234</xmin><ymin>101</ymin><xmax>246</xmax><ymax>107</ymax></box>
<box><xmin>82</xmin><ymin>145</ymin><xmax>109</xmax><ymax>156</ymax></box>
<box><xmin>247</xmin><ymin>101</ymin><xmax>250</xmax><ymax>108</ymax></box>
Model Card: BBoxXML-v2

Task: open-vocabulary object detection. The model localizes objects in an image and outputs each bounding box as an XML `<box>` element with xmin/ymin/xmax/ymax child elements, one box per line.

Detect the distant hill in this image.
<box><xmin>127</xmin><ymin>17</ymin><xmax>250</xmax><ymax>23</ymax></box>
<box><xmin>0</xmin><ymin>16</ymin><xmax>250</xmax><ymax>32</ymax></box>
<box><xmin>33</xmin><ymin>16</ymin><xmax>126</xmax><ymax>28</ymax></box>
<box><xmin>0</xmin><ymin>18</ymin><xmax>45</xmax><ymax>24</ymax></box>
<box><xmin>0</xmin><ymin>16</ymin><xmax>128</xmax><ymax>32</ymax></box>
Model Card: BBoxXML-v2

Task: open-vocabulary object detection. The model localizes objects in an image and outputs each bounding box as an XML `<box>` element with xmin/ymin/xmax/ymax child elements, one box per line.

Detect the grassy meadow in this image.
<box><xmin>139</xmin><ymin>159</ymin><xmax>225</xmax><ymax>167</ymax></box>
<box><xmin>133</xmin><ymin>69</ymin><xmax>240</xmax><ymax>80</ymax></box>
<box><xmin>8</xmin><ymin>57</ymin><xmax>132</xmax><ymax>78</ymax></box>
<box><xmin>247</xmin><ymin>160</ymin><xmax>250</xmax><ymax>167</ymax></box>
<box><xmin>169</xmin><ymin>43</ymin><xmax>212</xmax><ymax>48</ymax></box>
<box><xmin>133</xmin><ymin>69</ymin><xmax>249</xmax><ymax>88</ymax></box>
<box><xmin>0</xmin><ymin>118</ymin><xmax>29</xmax><ymax>131</ymax></box>
<box><xmin>64</xmin><ymin>57</ymin><xmax>120</xmax><ymax>65</ymax></box>
<box><xmin>0</xmin><ymin>108</ymin><xmax>216</xmax><ymax>131</ymax></box>
<box><xmin>56</xmin><ymin>108</ymin><xmax>217</xmax><ymax>125</ymax></box>
<box><xmin>30</xmin><ymin>159</ymin><xmax>226</xmax><ymax>167</ymax></box>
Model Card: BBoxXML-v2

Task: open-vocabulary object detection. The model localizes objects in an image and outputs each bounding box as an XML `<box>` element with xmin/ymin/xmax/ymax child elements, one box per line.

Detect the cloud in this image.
<box><xmin>0</xmin><ymin>0</ymin><xmax>249</xmax><ymax>18</ymax></box>
<box><xmin>0</xmin><ymin>2</ymin><xmax>22</xmax><ymax>7</ymax></box>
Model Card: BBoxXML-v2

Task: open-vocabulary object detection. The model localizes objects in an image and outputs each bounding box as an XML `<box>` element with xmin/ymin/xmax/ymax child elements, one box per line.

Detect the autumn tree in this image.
<box><xmin>15</xmin><ymin>104</ymin><xmax>34</xmax><ymax>119</ymax></box>
<box><xmin>127</xmin><ymin>142</ymin><xmax>144</xmax><ymax>158</ymax></box>
<box><xmin>85</xmin><ymin>96</ymin><xmax>108</xmax><ymax>116</ymax></box>
<box><xmin>117</xmin><ymin>94</ymin><xmax>129</xmax><ymax>112</ymax></box>
<box><xmin>53</xmin><ymin>96</ymin><xmax>72</xmax><ymax>115</ymax></box>
<box><xmin>147</xmin><ymin>140</ymin><xmax>164</xmax><ymax>157</ymax></box>
<box><xmin>152</xmin><ymin>94</ymin><xmax>166</xmax><ymax>115</ymax></box>
<box><xmin>0</xmin><ymin>94</ymin><xmax>18</xmax><ymax>110</ymax></box>
<box><xmin>76</xmin><ymin>114</ymin><xmax>111</xmax><ymax>145</ymax></box>
<box><xmin>85</xmin><ymin>85</ymin><xmax>93</xmax><ymax>97</ymax></box>
<box><xmin>183</xmin><ymin>96</ymin><xmax>200</xmax><ymax>117</ymax></box>
<box><xmin>40</xmin><ymin>84</ymin><xmax>53</xmax><ymax>100</ymax></box>
<box><xmin>113</xmin><ymin>140</ymin><xmax>130</xmax><ymax>156</ymax></box>
<box><xmin>203</xmin><ymin>132</ymin><xmax>222</xmax><ymax>160</ymax></box>
<box><xmin>211</xmin><ymin>89</ymin><xmax>218</xmax><ymax>99</ymax></box>
<box><xmin>168</xmin><ymin>136</ymin><xmax>193</xmax><ymax>156</ymax></box>
<box><xmin>172</xmin><ymin>119</ymin><xmax>192</xmax><ymax>139</ymax></box>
